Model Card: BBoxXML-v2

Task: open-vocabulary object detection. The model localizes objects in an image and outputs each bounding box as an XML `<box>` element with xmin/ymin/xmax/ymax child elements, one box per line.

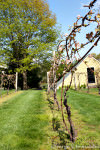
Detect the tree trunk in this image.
<box><xmin>47</xmin><ymin>72</ymin><xmax>50</xmax><ymax>94</ymax></box>
<box><xmin>96</xmin><ymin>75</ymin><xmax>100</xmax><ymax>95</ymax></box>
<box><xmin>23</xmin><ymin>71</ymin><xmax>27</xmax><ymax>90</ymax></box>
<box><xmin>53</xmin><ymin>51</ymin><xmax>60</xmax><ymax>110</ymax></box>
<box><xmin>99</xmin><ymin>87</ymin><xmax>100</xmax><ymax>95</ymax></box>
<box><xmin>64</xmin><ymin>88</ymin><xmax>76</xmax><ymax>142</ymax></box>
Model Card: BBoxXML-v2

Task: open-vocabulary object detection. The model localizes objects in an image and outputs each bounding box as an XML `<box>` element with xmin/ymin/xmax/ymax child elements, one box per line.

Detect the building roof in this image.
<box><xmin>57</xmin><ymin>55</ymin><xmax>100</xmax><ymax>88</ymax></box>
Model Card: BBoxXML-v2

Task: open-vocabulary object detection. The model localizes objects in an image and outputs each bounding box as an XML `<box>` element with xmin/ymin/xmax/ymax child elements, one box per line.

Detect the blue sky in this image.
<box><xmin>47</xmin><ymin>0</ymin><xmax>100</xmax><ymax>55</ymax></box>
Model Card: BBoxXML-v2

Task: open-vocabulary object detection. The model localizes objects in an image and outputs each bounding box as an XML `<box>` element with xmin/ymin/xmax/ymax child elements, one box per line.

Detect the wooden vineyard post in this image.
<box><xmin>47</xmin><ymin>71</ymin><xmax>50</xmax><ymax>94</ymax></box>
<box><xmin>1</xmin><ymin>71</ymin><xmax>4</xmax><ymax>89</ymax></box>
<box><xmin>15</xmin><ymin>72</ymin><xmax>18</xmax><ymax>92</ymax></box>
<box><xmin>53</xmin><ymin>51</ymin><xmax>60</xmax><ymax>110</ymax></box>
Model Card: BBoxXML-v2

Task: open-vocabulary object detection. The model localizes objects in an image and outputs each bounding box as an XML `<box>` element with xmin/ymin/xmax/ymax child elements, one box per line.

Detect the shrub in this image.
<box><xmin>70</xmin><ymin>86</ymin><xmax>74</xmax><ymax>90</ymax></box>
<box><xmin>40</xmin><ymin>83</ymin><xmax>47</xmax><ymax>90</ymax></box>
<box><xmin>80</xmin><ymin>84</ymin><xmax>86</xmax><ymax>89</ymax></box>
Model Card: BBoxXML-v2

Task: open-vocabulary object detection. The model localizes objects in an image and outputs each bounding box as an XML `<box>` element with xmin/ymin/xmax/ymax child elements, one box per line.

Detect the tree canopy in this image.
<box><xmin>0</xmin><ymin>0</ymin><xmax>58</xmax><ymax>89</ymax></box>
<box><xmin>91</xmin><ymin>53</ymin><xmax>100</xmax><ymax>60</ymax></box>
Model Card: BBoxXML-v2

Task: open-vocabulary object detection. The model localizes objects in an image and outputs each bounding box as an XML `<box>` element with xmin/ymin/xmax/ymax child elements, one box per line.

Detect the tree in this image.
<box><xmin>0</xmin><ymin>0</ymin><xmax>57</xmax><ymax>89</ymax></box>
<box><xmin>27</xmin><ymin>67</ymin><xmax>42</xmax><ymax>88</ymax></box>
<box><xmin>48</xmin><ymin>0</ymin><xmax>100</xmax><ymax>142</ymax></box>
<box><xmin>91</xmin><ymin>53</ymin><xmax>100</xmax><ymax>61</ymax></box>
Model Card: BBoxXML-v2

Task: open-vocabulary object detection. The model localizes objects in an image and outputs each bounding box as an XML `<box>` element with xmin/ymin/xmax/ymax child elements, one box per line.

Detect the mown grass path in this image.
<box><xmin>0</xmin><ymin>90</ymin><xmax>50</xmax><ymax>150</ymax></box>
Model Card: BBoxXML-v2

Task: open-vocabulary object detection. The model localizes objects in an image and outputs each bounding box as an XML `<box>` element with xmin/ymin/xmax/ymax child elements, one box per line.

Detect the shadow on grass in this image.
<box><xmin>47</xmin><ymin>97</ymin><xmax>54</xmax><ymax>110</ymax></box>
<box><xmin>52</xmin><ymin>116</ymin><xmax>70</xmax><ymax>146</ymax></box>
<box><xmin>47</xmin><ymin>96</ymin><xmax>70</xmax><ymax>148</ymax></box>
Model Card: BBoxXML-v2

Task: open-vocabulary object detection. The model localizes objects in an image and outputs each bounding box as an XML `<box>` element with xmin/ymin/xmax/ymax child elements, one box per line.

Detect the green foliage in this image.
<box><xmin>91</xmin><ymin>53</ymin><xmax>100</xmax><ymax>60</ymax></box>
<box><xmin>52</xmin><ymin>116</ymin><xmax>60</xmax><ymax>131</ymax></box>
<box><xmin>70</xmin><ymin>86</ymin><xmax>74</xmax><ymax>90</ymax></box>
<box><xmin>27</xmin><ymin>68</ymin><xmax>42</xmax><ymax>88</ymax></box>
<box><xmin>39</xmin><ymin>57</ymin><xmax>52</xmax><ymax>83</ymax></box>
<box><xmin>56</xmin><ymin>60</ymin><xmax>78</xmax><ymax>80</ymax></box>
<box><xmin>40</xmin><ymin>83</ymin><xmax>47</xmax><ymax>90</ymax></box>
<box><xmin>96</xmin><ymin>54</ymin><xmax>100</xmax><ymax>60</ymax></box>
<box><xmin>56</xmin><ymin>63</ymin><xmax>65</xmax><ymax>79</ymax></box>
<box><xmin>80</xmin><ymin>84</ymin><xmax>86</xmax><ymax>89</ymax></box>
<box><xmin>0</xmin><ymin>0</ymin><xmax>59</xmax><ymax>89</ymax></box>
<box><xmin>0</xmin><ymin>0</ymin><xmax>58</xmax><ymax>73</ymax></box>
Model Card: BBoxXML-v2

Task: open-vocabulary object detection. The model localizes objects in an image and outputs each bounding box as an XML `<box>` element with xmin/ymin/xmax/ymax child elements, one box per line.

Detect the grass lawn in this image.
<box><xmin>0</xmin><ymin>90</ymin><xmax>51</xmax><ymax>150</ymax></box>
<box><xmin>55</xmin><ymin>89</ymin><xmax>100</xmax><ymax>148</ymax></box>
<box><xmin>0</xmin><ymin>89</ymin><xmax>100</xmax><ymax>150</ymax></box>
<box><xmin>0</xmin><ymin>89</ymin><xmax>15</xmax><ymax>97</ymax></box>
<box><xmin>78</xmin><ymin>88</ymin><xmax>99</xmax><ymax>96</ymax></box>
<box><xmin>67</xmin><ymin>89</ymin><xmax>100</xmax><ymax>127</ymax></box>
